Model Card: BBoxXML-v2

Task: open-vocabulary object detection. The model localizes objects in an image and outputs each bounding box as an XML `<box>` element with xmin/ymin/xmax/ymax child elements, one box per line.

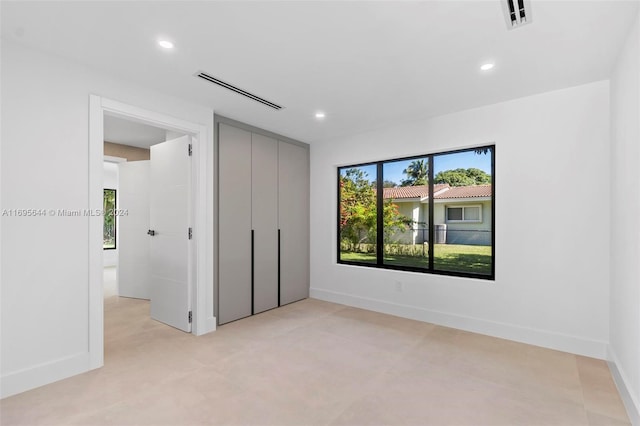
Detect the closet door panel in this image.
<box><xmin>278</xmin><ymin>141</ymin><xmax>310</xmax><ymax>305</ymax></box>
<box><xmin>252</xmin><ymin>133</ymin><xmax>279</xmax><ymax>314</ymax></box>
<box><xmin>218</xmin><ymin>123</ymin><xmax>252</xmax><ymax>324</ymax></box>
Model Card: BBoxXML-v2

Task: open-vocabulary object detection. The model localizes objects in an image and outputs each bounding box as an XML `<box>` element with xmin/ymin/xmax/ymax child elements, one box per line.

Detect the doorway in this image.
<box><xmin>88</xmin><ymin>95</ymin><xmax>215</xmax><ymax>371</ymax></box>
<box><xmin>102</xmin><ymin>117</ymin><xmax>190</xmax><ymax>329</ymax></box>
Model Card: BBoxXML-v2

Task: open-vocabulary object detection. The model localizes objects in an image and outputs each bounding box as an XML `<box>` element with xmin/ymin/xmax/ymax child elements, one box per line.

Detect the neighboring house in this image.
<box><xmin>383</xmin><ymin>184</ymin><xmax>492</xmax><ymax>246</ymax></box>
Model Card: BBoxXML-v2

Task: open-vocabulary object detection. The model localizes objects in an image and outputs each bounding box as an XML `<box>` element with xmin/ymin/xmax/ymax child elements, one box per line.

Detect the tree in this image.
<box><xmin>371</xmin><ymin>180</ymin><xmax>399</xmax><ymax>188</ymax></box>
<box><xmin>465</xmin><ymin>167</ymin><xmax>492</xmax><ymax>184</ymax></box>
<box><xmin>382</xmin><ymin>198</ymin><xmax>412</xmax><ymax>243</ymax></box>
<box><xmin>434</xmin><ymin>168</ymin><xmax>491</xmax><ymax>186</ymax></box>
<box><xmin>339</xmin><ymin>169</ymin><xmax>377</xmax><ymax>250</ymax></box>
<box><xmin>400</xmin><ymin>159</ymin><xmax>428</xmax><ymax>186</ymax></box>
<box><xmin>340</xmin><ymin>169</ymin><xmax>411</xmax><ymax>251</ymax></box>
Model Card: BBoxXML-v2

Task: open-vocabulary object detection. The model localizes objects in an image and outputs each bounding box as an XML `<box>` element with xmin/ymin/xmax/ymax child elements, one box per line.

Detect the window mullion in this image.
<box><xmin>376</xmin><ymin>162</ymin><xmax>384</xmax><ymax>265</ymax></box>
<box><xmin>428</xmin><ymin>156</ymin><xmax>434</xmax><ymax>271</ymax></box>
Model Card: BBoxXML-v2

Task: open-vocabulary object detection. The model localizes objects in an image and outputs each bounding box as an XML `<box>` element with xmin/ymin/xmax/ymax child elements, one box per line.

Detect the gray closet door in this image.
<box><xmin>252</xmin><ymin>133</ymin><xmax>279</xmax><ymax>314</ymax></box>
<box><xmin>278</xmin><ymin>141</ymin><xmax>310</xmax><ymax>305</ymax></box>
<box><xmin>218</xmin><ymin>123</ymin><xmax>252</xmax><ymax>324</ymax></box>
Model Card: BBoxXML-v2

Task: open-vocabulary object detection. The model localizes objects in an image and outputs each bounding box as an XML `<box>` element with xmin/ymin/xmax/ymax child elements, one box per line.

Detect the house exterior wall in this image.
<box><xmin>434</xmin><ymin>200</ymin><xmax>492</xmax><ymax>245</ymax></box>
<box><xmin>395</xmin><ymin>201</ymin><xmax>413</xmax><ymax>244</ymax></box>
<box><xmin>389</xmin><ymin>200</ymin><xmax>428</xmax><ymax>244</ymax></box>
<box><xmin>390</xmin><ymin>199</ymin><xmax>491</xmax><ymax>246</ymax></box>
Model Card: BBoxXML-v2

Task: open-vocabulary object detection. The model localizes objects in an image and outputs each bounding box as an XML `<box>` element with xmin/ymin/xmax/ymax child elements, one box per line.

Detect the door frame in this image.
<box><xmin>88</xmin><ymin>95</ymin><xmax>215</xmax><ymax>370</ymax></box>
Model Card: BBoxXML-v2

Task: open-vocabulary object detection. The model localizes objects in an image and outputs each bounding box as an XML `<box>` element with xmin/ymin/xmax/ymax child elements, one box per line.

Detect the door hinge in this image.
<box><xmin>188</xmin><ymin>311</ymin><xmax>192</xmax><ymax>323</ymax></box>
<box><xmin>188</xmin><ymin>227</ymin><xmax>193</xmax><ymax>239</ymax></box>
<box><xmin>188</xmin><ymin>144</ymin><xmax>192</xmax><ymax>156</ymax></box>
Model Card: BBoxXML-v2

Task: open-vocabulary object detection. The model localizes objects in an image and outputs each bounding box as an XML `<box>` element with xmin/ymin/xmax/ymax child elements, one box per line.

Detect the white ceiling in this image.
<box><xmin>103</xmin><ymin>115</ymin><xmax>169</xmax><ymax>148</ymax></box>
<box><xmin>2</xmin><ymin>1</ymin><xmax>638</xmax><ymax>144</ymax></box>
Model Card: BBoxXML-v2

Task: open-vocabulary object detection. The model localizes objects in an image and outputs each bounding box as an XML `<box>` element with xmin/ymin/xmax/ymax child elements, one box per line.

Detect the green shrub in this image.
<box><xmin>340</xmin><ymin>241</ymin><xmax>427</xmax><ymax>257</ymax></box>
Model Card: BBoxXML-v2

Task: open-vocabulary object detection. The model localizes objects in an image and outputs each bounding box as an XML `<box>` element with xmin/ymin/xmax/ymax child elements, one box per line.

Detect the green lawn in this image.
<box><xmin>340</xmin><ymin>244</ymin><xmax>491</xmax><ymax>275</ymax></box>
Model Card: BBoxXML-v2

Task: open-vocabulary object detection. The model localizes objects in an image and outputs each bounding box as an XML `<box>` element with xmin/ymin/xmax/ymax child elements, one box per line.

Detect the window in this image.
<box><xmin>103</xmin><ymin>189</ymin><xmax>116</xmax><ymax>250</ymax></box>
<box><xmin>446</xmin><ymin>205</ymin><xmax>482</xmax><ymax>222</ymax></box>
<box><xmin>337</xmin><ymin>145</ymin><xmax>494</xmax><ymax>279</ymax></box>
<box><xmin>447</xmin><ymin>207</ymin><xmax>463</xmax><ymax>221</ymax></box>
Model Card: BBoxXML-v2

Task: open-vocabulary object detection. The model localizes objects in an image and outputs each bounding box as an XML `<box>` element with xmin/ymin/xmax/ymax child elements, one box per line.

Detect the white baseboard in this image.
<box><xmin>195</xmin><ymin>315</ymin><xmax>217</xmax><ymax>336</ymax></box>
<box><xmin>310</xmin><ymin>287</ymin><xmax>608</xmax><ymax>359</ymax></box>
<box><xmin>1</xmin><ymin>352</ymin><xmax>89</xmax><ymax>399</ymax></box>
<box><xmin>608</xmin><ymin>347</ymin><xmax>640</xmax><ymax>426</ymax></box>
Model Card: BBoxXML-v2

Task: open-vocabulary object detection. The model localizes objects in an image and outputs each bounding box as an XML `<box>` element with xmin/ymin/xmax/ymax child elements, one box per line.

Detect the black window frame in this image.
<box><xmin>337</xmin><ymin>144</ymin><xmax>495</xmax><ymax>280</ymax></box>
<box><xmin>103</xmin><ymin>188</ymin><xmax>117</xmax><ymax>250</ymax></box>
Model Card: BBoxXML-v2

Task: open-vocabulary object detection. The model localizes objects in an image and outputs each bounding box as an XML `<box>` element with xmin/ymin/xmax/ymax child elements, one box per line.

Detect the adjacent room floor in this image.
<box><xmin>0</xmin><ymin>295</ymin><xmax>630</xmax><ymax>425</ymax></box>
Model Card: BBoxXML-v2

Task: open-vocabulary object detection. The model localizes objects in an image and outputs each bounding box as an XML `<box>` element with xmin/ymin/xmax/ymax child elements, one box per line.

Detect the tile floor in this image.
<box><xmin>0</xmin><ymin>293</ymin><xmax>631</xmax><ymax>425</ymax></box>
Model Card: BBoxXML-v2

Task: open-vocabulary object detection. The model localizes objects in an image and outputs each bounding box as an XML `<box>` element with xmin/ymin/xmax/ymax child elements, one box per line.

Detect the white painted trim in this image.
<box><xmin>1</xmin><ymin>353</ymin><xmax>89</xmax><ymax>399</ymax></box>
<box><xmin>608</xmin><ymin>347</ymin><xmax>640</xmax><ymax>425</ymax></box>
<box><xmin>205</xmin><ymin>116</ymin><xmax>216</xmax><ymax>335</ymax></box>
<box><xmin>103</xmin><ymin>155</ymin><xmax>127</xmax><ymax>163</ymax></box>
<box><xmin>102</xmin><ymin>98</ymin><xmax>200</xmax><ymax>135</ymax></box>
<box><xmin>89</xmin><ymin>95</ymin><xmax>215</xmax><ymax>370</ymax></box>
<box><xmin>88</xmin><ymin>95</ymin><xmax>104</xmax><ymax>370</ymax></box>
<box><xmin>193</xmin><ymin>125</ymin><xmax>217</xmax><ymax>335</ymax></box>
<box><xmin>310</xmin><ymin>287</ymin><xmax>609</xmax><ymax>359</ymax></box>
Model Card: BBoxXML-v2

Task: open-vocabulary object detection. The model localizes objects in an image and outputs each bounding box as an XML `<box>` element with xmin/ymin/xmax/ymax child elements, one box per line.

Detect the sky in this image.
<box><xmin>340</xmin><ymin>150</ymin><xmax>492</xmax><ymax>185</ymax></box>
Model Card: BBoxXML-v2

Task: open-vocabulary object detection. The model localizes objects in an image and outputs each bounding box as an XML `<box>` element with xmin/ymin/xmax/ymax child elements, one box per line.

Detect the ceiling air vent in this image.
<box><xmin>502</xmin><ymin>0</ymin><xmax>532</xmax><ymax>30</ymax></box>
<box><xmin>195</xmin><ymin>71</ymin><xmax>283</xmax><ymax>110</ymax></box>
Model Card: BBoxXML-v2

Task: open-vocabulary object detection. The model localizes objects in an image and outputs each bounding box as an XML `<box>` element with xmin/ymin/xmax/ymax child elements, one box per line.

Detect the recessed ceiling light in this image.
<box><xmin>315</xmin><ymin>112</ymin><xmax>326</xmax><ymax>119</ymax></box>
<box><xmin>480</xmin><ymin>62</ymin><xmax>495</xmax><ymax>71</ymax></box>
<box><xmin>158</xmin><ymin>40</ymin><xmax>174</xmax><ymax>49</ymax></box>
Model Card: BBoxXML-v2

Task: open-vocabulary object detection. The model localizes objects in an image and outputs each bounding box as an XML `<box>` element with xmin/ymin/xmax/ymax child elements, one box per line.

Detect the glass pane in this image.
<box><xmin>382</xmin><ymin>157</ymin><xmax>429</xmax><ymax>268</ymax></box>
<box><xmin>447</xmin><ymin>207</ymin><xmax>463</xmax><ymax>221</ymax></box>
<box><xmin>464</xmin><ymin>206</ymin><xmax>480</xmax><ymax>221</ymax></box>
<box><xmin>433</xmin><ymin>148</ymin><xmax>493</xmax><ymax>275</ymax></box>
<box><xmin>339</xmin><ymin>165</ymin><xmax>377</xmax><ymax>264</ymax></box>
<box><xmin>103</xmin><ymin>189</ymin><xmax>116</xmax><ymax>249</ymax></box>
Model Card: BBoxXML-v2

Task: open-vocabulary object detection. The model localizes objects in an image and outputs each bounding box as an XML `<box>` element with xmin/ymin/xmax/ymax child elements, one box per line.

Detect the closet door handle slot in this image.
<box><xmin>251</xmin><ymin>229</ymin><xmax>255</xmax><ymax>315</ymax></box>
<box><xmin>278</xmin><ymin>229</ymin><xmax>281</xmax><ymax>306</ymax></box>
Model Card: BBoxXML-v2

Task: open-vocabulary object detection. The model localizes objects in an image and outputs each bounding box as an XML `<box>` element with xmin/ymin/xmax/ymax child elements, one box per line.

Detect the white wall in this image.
<box><xmin>609</xmin><ymin>9</ymin><xmax>640</xmax><ymax>424</ymax></box>
<box><xmin>103</xmin><ymin>162</ymin><xmax>119</xmax><ymax>267</ymax></box>
<box><xmin>0</xmin><ymin>40</ymin><xmax>214</xmax><ymax>397</ymax></box>
<box><xmin>311</xmin><ymin>80</ymin><xmax>611</xmax><ymax>359</ymax></box>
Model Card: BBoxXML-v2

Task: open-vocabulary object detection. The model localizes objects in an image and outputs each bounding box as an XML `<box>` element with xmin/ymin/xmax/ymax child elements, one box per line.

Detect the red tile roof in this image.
<box><xmin>435</xmin><ymin>184</ymin><xmax>492</xmax><ymax>199</ymax></box>
<box><xmin>383</xmin><ymin>184</ymin><xmax>447</xmax><ymax>199</ymax></box>
<box><xmin>382</xmin><ymin>184</ymin><xmax>491</xmax><ymax>200</ymax></box>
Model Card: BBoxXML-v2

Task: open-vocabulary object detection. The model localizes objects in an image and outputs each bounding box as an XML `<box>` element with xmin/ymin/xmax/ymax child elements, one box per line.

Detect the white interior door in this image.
<box><xmin>149</xmin><ymin>135</ymin><xmax>192</xmax><ymax>332</ymax></box>
<box><xmin>118</xmin><ymin>160</ymin><xmax>151</xmax><ymax>299</ymax></box>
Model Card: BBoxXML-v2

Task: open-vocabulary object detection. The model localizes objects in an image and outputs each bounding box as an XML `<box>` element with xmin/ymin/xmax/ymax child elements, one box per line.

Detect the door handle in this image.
<box><xmin>147</xmin><ymin>229</ymin><xmax>156</xmax><ymax>236</ymax></box>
